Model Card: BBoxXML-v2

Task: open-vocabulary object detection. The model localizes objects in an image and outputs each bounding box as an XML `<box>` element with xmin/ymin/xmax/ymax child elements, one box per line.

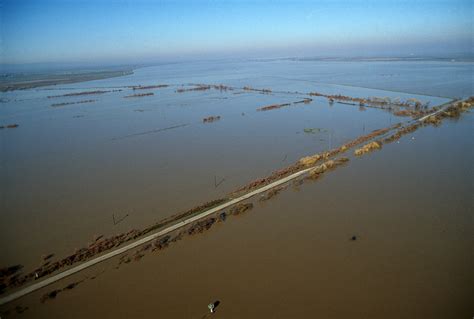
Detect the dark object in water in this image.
<box><xmin>15</xmin><ymin>305</ymin><xmax>28</xmax><ymax>314</ymax></box>
<box><xmin>187</xmin><ymin>218</ymin><xmax>217</xmax><ymax>235</ymax></box>
<box><xmin>63</xmin><ymin>282</ymin><xmax>78</xmax><ymax>290</ymax></box>
<box><xmin>0</xmin><ymin>264</ymin><xmax>23</xmax><ymax>278</ymax></box>
<box><xmin>42</xmin><ymin>254</ymin><xmax>54</xmax><ymax>261</ymax></box>
<box><xmin>1</xmin><ymin>124</ymin><xmax>19</xmax><ymax>129</ymax></box>
<box><xmin>112</xmin><ymin>213</ymin><xmax>129</xmax><ymax>225</ymax></box>
<box><xmin>111</xmin><ymin>123</ymin><xmax>190</xmax><ymax>141</ymax></box>
<box><xmin>203</xmin><ymin>116</ymin><xmax>221</xmax><ymax>123</ymax></box>
<box><xmin>0</xmin><ymin>282</ymin><xmax>6</xmax><ymax>294</ymax></box>
<box><xmin>219</xmin><ymin>212</ymin><xmax>227</xmax><ymax>221</ymax></box>
<box><xmin>40</xmin><ymin>280</ymin><xmax>83</xmax><ymax>303</ymax></box>
<box><xmin>133</xmin><ymin>253</ymin><xmax>145</xmax><ymax>261</ymax></box>
<box><xmin>351</xmin><ymin>236</ymin><xmax>357</xmax><ymax>241</ymax></box>
<box><xmin>293</xmin><ymin>98</ymin><xmax>312</xmax><ymax>104</ymax></box>
<box><xmin>40</xmin><ymin>289</ymin><xmax>60</xmax><ymax>303</ymax></box>
<box><xmin>159</xmin><ymin>235</ymin><xmax>171</xmax><ymax>246</ymax></box>
<box><xmin>337</xmin><ymin>101</ymin><xmax>357</xmax><ymax>106</ymax></box>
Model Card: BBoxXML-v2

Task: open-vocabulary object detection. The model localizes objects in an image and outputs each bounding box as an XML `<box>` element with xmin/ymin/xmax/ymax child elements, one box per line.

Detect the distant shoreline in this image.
<box><xmin>0</xmin><ymin>69</ymin><xmax>134</xmax><ymax>92</ymax></box>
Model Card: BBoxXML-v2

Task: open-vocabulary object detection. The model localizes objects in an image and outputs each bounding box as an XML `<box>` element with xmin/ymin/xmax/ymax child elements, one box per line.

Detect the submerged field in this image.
<box><xmin>0</xmin><ymin>59</ymin><xmax>473</xmax><ymax>318</ymax></box>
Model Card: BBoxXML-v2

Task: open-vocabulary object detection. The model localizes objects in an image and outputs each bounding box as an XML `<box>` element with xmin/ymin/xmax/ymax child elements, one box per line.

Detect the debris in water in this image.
<box><xmin>203</xmin><ymin>116</ymin><xmax>221</xmax><ymax>123</ymax></box>
<box><xmin>337</xmin><ymin>101</ymin><xmax>357</xmax><ymax>106</ymax></box>
<box><xmin>119</xmin><ymin>255</ymin><xmax>132</xmax><ymax>265</ymax></box>
<box><xmin>15</xmin><ymin>305</ymin><xmax>29</xmax><ymax>314</ymax></box>
<box><xmin>111</xmin><ymin>123</ymin><xmax>189</xmax><ymax>141</ymax></box>
<box><xmin>40</xmin><ymin>280</ymin><xmax>83</xmax><ymax>303</ymax></box>
<box><xmin>112</xmin><ymin>213</ymin><xmax>129</xmax><ymax>225</ymax></box>
<box><xmin>92</xmin><ymin>235</ymin><xmax>104</xmax><ymax>242</ymax></box>
<box><xmin>293</xmin><ymin>98</ymin><xmax>312</xmax><ymax>104</ymax></box>
<box><xmin>0</xmin><ymin>124</ymin><xmax>19</xmax><ymax>129</ymax></box>
<box><xmin>219</xmin><ymin>212</ymin><xmax>227</xmax><ymax>222</ymax></box>
<box><xmin>214</xmin><ymin>175</ymin><xmax>226</xmax><ymax>188</ymax></box>
<box><xmin>208</xmin><ymin>303</ymin><xmax>214</xmax><ymax>313</ymax></box>
<box><xmin>133</xmin><ymin>253</ymin><xmax>145</xmax><ymax>262</ymax></box>
<box><xmin>152</xmin><ymin>235</ymin><xmax>171</xmax><ymax>251</ymax></box>
<box><xmin>292</xmin><ymin>179</ymin><xmax>304</xmax><ymax>188</ymax></box>
<box><xmin>40</xmin><ymin>289</ymin><xmax>60</xmax><ymax>303</ymax></box>
<box><xmin>42</xmin><ymin>254</ymin><xmax>54</xmax><ymax>261</ymax></box>
<box><xmin>63</xmin><ymin>282</ymin><xmax>78</xmax><ymax>290</ymax></box>
<box><xmin>303</xmin><ymin>128</ymin><xmax>327</xmax><ymax>134</ymax></box>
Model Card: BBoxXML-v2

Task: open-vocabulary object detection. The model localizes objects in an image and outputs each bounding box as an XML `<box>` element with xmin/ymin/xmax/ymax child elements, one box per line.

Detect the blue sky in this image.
<box><xmin>1</xmin><ymin>0</ymin><xmax>472</xmax><ymax>64</ymax></box>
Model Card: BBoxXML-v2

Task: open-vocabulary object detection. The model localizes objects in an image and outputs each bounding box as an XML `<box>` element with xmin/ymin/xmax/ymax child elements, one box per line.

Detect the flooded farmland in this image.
<box><xmin>0</xmin><ymin>59</ymin><xmax>473</xmax><ymax>318</ymax></box>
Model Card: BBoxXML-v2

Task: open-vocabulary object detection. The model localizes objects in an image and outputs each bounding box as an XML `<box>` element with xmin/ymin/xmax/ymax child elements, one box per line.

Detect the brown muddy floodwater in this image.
<box><xmin>2</xmin><ymin>110</ymin><xmax>473</xmax><ymax>319</ymax></box>
<box><xmin>0</xmin><ymin>60</ymin><xmax>473</xmax><ymax>318</ymax></box>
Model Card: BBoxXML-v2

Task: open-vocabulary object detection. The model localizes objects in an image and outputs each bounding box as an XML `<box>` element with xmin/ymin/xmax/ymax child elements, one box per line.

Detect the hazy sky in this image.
<box><xmin>1</xmin><ymin>0</ymin><xmax>472</xmax><ymax>64</ymax></box>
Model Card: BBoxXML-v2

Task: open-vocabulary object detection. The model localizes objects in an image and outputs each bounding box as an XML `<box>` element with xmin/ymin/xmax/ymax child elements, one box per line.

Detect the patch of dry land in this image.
<box><xmin>0</xmin><ymin>70</ymin><xmax>133</xmax><ymax>92</ymax></box>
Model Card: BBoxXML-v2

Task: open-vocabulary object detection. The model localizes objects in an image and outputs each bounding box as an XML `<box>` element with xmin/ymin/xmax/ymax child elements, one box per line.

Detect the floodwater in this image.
<box><xmin>0</xmin><ymin>59</ymin><xmax>473</xmax><ymax>318</ymax></box>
